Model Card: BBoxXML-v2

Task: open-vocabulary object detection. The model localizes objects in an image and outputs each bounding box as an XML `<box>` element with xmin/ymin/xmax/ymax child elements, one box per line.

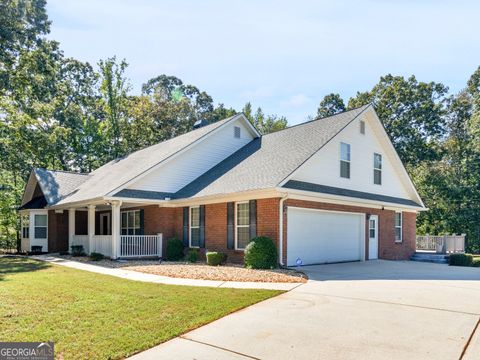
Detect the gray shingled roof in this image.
<box><xmin>283</xmin><ymin>180</ymin><xmax>421</xmax><ymax>207</ymax></box>
<box><xmin>33</xmin><ymin>169</ymin><xmax>90</xmax><ymax>205</ymax></box>
<box><xmin>55</xmin><ymin>114</ymin><xmax>240</xmax><ymax>205</ymax></box>
<box><xmin>175</xmin><ymin>105</ymin><xmax>370</xmax><ymax>198</ymax></box>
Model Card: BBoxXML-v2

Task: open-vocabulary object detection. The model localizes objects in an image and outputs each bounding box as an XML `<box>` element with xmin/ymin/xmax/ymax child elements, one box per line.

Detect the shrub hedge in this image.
<box><xmin>186</xmin><ymin>249</ymin><xmax>199</xmax><ymax>263</ymax></box>
<box><xmin>449</xmin><ymin>253</ymin><xmax>473</xmax><ymax>266</ymax></box>
<box><xmin>244</xmin><ymin>236</ymin><xmax>277</xmax><ymax>269</ymax></box>
<box><xmin>90</xmin><ymin>252</ymin><xmax>105</xmax><ymax>261</ymax></box>
<box><xmin>472</xmin><ymin>257</ymin><xmax>480</xmax><ymax>267</ymax></box>
<box><xmin>70</xmin><ymin>245</ymin><xmax>85</xmax><ymax>257</ymax></box>
<box><xmin>166</xmin><ymin>238</ymin><xmax>184</xmax><ymax>261</ymax></box>
<box><xmin>206</xmin><ymin>251</ymin><xmax>226</xmax><ymax>266</ymax></box>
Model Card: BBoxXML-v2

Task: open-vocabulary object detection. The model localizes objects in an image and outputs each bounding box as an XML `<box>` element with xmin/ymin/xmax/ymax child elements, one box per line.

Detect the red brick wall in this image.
<box><xmin>48</xmin><ymin>210</ymin><xmax>69</xmax><ymax>252</ymax></box>
<box><xmin>71</xmin><ymin>198</ymin><xmax>415</xmax><ymax>263</ymax></box>
<box><xmin>283</xmin><ymin>199</ymin><xmax>416</xmax><ymax>263</ymax></box>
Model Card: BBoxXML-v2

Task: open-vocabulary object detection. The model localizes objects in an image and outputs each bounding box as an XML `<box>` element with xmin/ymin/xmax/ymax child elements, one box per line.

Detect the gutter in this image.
<box><xmin>279</xmin><ymin>193</ymin><xmax>288</xmax><ymax>266</ymax></box>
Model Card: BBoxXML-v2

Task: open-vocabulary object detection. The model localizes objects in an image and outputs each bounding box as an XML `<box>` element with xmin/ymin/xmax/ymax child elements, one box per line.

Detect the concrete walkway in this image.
<box><xmin>129</xmin><ymin>260</ymin><xmax>480</xmax><ymax>360</ymax></box>
<box><xmin>31</xmin><ymin>255</ymin><xmax>300</xmax><ymax>291</ymax></box>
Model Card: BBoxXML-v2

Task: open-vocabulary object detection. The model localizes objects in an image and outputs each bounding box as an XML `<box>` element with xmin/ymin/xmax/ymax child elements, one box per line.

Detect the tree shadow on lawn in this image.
<box><xmin>0</xmin><ymin>256</ymin><xmax>50</xmax><ymax>281</ymax></box>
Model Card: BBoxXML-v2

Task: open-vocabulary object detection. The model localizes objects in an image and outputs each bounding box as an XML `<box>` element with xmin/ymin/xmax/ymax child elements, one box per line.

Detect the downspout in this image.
<box><xmin>279</xmin><ymin>194</ymin><xmax>288</xmax><ymax>266</ymax></box>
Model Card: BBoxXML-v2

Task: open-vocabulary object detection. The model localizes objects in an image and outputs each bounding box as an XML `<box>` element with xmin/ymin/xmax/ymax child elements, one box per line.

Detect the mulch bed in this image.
<box><xmin>57</xmin><ymin>255</ymin><xmax>307</xmax><ymax>283</ymax></box>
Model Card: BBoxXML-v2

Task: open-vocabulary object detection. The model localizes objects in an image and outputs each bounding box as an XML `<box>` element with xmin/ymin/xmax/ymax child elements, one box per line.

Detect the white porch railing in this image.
<box><xmin>416</xmin><ymin>234</ymin><xmax>465</xmax><ymax>254</ymax></box>
<box><xmin>71</xmin><ymin>235</ymin><xmax>89</xmax><ymax>254</ymax></box>
<box><xmin>92</xmin><ymin>235</ymin><xmax>112</xmax><ymax>257</ymax></box>
<box><xmin>120</xmin><ymin>234</ymin><xmax>163</xmax><ymax>258</ymax></box>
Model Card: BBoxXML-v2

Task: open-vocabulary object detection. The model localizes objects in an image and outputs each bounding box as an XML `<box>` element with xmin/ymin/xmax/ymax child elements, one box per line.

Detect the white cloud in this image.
<box><xmin>283</xmin><ymin>94</ymin><xmax>312</xmax><ymax>108</ymax></box>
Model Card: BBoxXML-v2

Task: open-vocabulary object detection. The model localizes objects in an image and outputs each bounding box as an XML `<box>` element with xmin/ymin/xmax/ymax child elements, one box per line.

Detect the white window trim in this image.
<box><xmin>340</xmin><ymin>142</ymin><xmax>351</xmax><ymax>179</ymax></box>
<box><xmin>189</xmin><ymin>206</ymin><xmax>200</xmax><ymax>248</ymax></box>
<box><xmin>21</xmin><ymin>213</ymin><xmax>30</xmax><ymax>239</ymax></box>
<box><xmin>235</xmin><ymin>201</ymin><xmax>250</xmax><ymax>251</ymax></box>
<box><xmin>121</xmin><ymin>210</ymin><xmax>141</xmax><ymax>235</ymax></box>
<box><xmin>395</xmin><ymin>212</ymin><xmax>403</xmax><ymax>243</ymax></box>
<box><xmin>374</xmin><ymin>153</ymin><xmax>382</xmax><ymax>185</ymax></box>
<box><xmin>33</xmin><ymin>213</ymin><xmax>48</xmax><ymax>239</ymax></box>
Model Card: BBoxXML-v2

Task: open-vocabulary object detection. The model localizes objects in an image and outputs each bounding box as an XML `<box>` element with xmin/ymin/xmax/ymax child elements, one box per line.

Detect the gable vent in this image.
<box><xmin>360</xmin><ymin>120</ymin><xmax>365</xmax><ymax>134</ymax></box>
<box><xmin>234</xmin><ymin>126</ymin><xmax>241</xmax><ymax>138</ymax></box>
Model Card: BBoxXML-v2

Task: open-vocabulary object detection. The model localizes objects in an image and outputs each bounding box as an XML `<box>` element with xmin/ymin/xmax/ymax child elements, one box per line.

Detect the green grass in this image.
<box><xmin>0</xmin><ymin>257</ymin><xmax>281</xmax><ymax>359</ymax></box>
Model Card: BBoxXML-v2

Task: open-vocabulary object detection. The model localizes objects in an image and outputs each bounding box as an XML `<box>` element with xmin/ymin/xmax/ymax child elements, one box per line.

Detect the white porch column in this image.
<box><xmin>87</xmin><ymin>205</ymin><xmax>96</xmax><ymax>255</ymax></box>
<box><xmin>111</xmin><ymin>201</ymin><xmax>122</xmax><ymax>259</ymax></box>
<box><xmin>68</xmin><ymin>208</ymin><xmax>76</xmax><ymax>252</ymax></box>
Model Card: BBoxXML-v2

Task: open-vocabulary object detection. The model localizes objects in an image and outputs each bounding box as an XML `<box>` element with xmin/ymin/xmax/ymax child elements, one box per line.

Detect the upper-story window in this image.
<box><xmin>234</xmin><ymin>126</ymin><xmax>241</xmax><ymax>138</ymax></box>
<box><xmin>189</xmin><ymin>206</ymin><xmax>200</xmax><ymax>247</ymax></box>
<box><xmin>340</xmin><ymin>142</ymin><xmax>351</xmax><ymax>179</ymax></box>
<box><xmin>374</xmin><ymin>153</ymin><xmax>382</xmax><ymax>185</ymax></box>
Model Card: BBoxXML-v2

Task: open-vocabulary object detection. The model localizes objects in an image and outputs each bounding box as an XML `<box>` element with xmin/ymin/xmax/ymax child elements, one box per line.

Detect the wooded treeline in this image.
<box><xmin>0</xmin><ymin>0</ymin><xmax>479</xmax><ymax>252</ymax></box>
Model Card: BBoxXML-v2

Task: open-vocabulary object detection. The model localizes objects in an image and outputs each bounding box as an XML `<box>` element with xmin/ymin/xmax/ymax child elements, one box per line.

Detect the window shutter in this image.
<box><xmin>139</xmin><ymin>209</ymin><xmax>145</xmax><ymax>235</ymax></box>
<box><xmin>227</xmin><ymin>202</ymin><xmax>234</xmax><ymax>249</ymax></box>
<box><xmin>199</xmin><ymin>205</ymin><xmax>205</xmax><ymax>248</ymax></box>
<box><xmin>183</xmin><ymin>207</ymin><xmax>189</xmax><ymax>247</ymax></box>
<box><xmin>249</xmin><ymin>200</ymin><xmax>257</xmax><ymax>239</ymax></box>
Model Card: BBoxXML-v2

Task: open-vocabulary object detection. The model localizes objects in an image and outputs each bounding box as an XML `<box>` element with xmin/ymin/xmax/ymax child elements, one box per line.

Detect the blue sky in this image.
<box><xmin>47</xmin><ymin>0</ymin><xmax>479</xmax><ymax>124</ymax></box>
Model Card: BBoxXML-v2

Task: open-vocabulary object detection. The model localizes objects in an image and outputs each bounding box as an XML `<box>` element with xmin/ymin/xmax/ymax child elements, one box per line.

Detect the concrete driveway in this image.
<box><xmin>130</xmin><ymin>260</ymin><xmax>480</xmax><ymax>360</ymax></box>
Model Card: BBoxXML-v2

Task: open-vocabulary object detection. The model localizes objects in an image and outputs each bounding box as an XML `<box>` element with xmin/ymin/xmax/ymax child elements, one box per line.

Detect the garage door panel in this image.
<box><xmin>287</xmin><ymin>208</ymin><xmax>363</xmax><ymax>266</ymax></box>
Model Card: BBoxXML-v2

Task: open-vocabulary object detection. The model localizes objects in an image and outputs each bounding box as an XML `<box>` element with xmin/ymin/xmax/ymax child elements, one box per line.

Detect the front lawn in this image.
<box><xmin>0</xmin><ymin>257</ymin><xmax>281</xmax><ymax>359</ymax></box>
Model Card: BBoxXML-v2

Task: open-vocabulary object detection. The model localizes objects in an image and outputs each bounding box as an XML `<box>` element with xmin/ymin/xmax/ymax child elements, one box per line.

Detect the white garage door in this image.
<box><xmin>287</xmin><ymin>207</ymin><xmax>364</xmax><ymax>266</ymax></box>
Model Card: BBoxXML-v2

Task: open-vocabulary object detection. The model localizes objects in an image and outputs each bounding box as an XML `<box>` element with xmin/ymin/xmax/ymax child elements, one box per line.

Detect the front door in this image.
<box><xmin>100</xmin><ymin>213</ymin><xmax>111</xmax><ymax>235</ymax></box>
<box><xmin>368</xmin><ymin>215</ymin><xmax>378</xmax><ymax>260</ymax></box>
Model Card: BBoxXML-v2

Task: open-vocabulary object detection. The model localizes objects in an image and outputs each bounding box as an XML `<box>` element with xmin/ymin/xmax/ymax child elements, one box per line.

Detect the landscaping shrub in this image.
<box><xmin>90</xmin><ymin>252</ymin><xmax>105</xmax><ymax>261</ymax></box>
<box><xmin>70</xmin><ymin>245</ymin><xmax>85</xmax><ymax>257</ymax></box>
<box><xmin>206</xmin><ymin>251</ymin><xmax>226</xmax><ymax>266</ymax></box>
<box><xmin>244</xmin><ymin>236</ymin><xmax>277</xmax><ymax>269</ymax></box>
<box><xmin>166</xmin><ymin>238</ymin><xmax>184</xmax><ymax>261</ymax></box>
<box><xmin>186</xmin><ymin>249</ymin><xmax>199</xmax><ymax>263</ymax></box>
<box><xmin>449</xmin><ymin>253</ymin><xmax>473</xmax><ymax>266</ymax></box>
<box><xmin>472</xmin><ymin>257</ymin><xmax>480</xmax><ymax>267</ymax></box>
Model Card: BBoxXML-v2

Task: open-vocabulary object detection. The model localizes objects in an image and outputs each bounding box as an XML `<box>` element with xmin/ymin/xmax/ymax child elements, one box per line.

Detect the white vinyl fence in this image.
<box><xmin>416</xmin><ymin>234</ymin><xmax>465</xmax><ymax>254</ymax></box>
<box><xmin>91</xmin><ymin>235</ymin><xmax>112</xmax><ymax>257</ymax></box>
<box><xmin>120</xmin><ymin>234</ymin><xmax>163</xmax><ymax>258</ymax></box>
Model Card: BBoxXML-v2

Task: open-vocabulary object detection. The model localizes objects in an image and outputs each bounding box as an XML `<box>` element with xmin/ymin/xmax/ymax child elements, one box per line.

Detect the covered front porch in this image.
<box><xmin>68</xmin><ymin>201</ymin><xmax>163</xmax><ymax>259</ymax></box>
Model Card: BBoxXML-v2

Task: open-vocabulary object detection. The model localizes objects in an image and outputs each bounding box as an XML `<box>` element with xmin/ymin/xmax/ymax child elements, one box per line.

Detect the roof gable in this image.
<box><xmin>174</xmin><ymin>106</ymin><xmax>370</xmax><ymax>198</ymax></box>
<box><xmin>283</xmin><ymin>106</ymin><xmax>425</xmax><ymax>207</ymax></box>
<box><xmin>55</xmin><ymin>114</ymin><xmax>258</xmax><ymax>206</ymax></box>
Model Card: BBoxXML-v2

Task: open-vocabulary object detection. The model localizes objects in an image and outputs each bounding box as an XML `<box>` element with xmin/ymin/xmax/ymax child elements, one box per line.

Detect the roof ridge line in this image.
<box><xmin>34</xmin><ymin>168</ymin><xmax>90</xmax><ymax>176</ymax></box>
<box><xmin>261</xmin><ymin>104</ymin><xmax>371</xmax><ymax>138</ymax></box>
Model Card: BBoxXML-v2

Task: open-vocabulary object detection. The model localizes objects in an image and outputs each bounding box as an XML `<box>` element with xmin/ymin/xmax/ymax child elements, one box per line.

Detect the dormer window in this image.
<box><xmin>340</xmin><ymin>142</ymin><xmax>351</xmax><ymax>179</ymax></box>
<box><xmin>234</xmin><ymin>126</ymin><xmax>241</xmax><ymax>138</ymax></box>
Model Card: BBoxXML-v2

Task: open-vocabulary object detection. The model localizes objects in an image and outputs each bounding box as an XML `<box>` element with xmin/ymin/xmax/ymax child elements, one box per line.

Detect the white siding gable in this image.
<box><xmin>127</xmin><ymin>118</ymin><xmax>256</xmax><ymax>193</ymax></box>
<box><xmin>290</xmin><ymin>113</ymin><xmax>416</xmax><ymax>201</ymax></box>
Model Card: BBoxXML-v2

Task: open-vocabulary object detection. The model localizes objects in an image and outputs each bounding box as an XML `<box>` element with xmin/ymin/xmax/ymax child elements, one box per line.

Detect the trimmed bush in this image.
<box><xmin>166</xmin><ymin>237</ymin><xmax>184</xmax><ymax>261</ymax></box>
<box><xmin>449</xmin><ymin>253</ymin><xmax>473</xmax><ymax>266</ymax></box>
<box><xmin>206</xmin><ymin>252</ymin><xmax>226</xmax><ymax>266</ymax></box>
<box><xmin>472</xmin><ymin>257</ymin><xmax>480</xmax><ymax>267</ymax></box>
<box><xmin>244</xmin><ymin>236</ymin><xmax>277</xmax><ymax>269</ymax></box>
<box><xmin>70</xmin><ymin>245</ymin><xmax>86</xmax><ymax>257</ymax></box>
<box><xmin>186</xmin><ymin>249</ymin><xmax>199</xmax><ymax>263</ymax></box>
<box><xmin>90</xmin><ymin>252</ymin><xmax>105</xmax><ymax>261</ymax></box>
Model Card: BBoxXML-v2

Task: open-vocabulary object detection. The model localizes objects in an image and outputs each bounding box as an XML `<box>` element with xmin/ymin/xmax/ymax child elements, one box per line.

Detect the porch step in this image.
<box><xmin>410</xmin><ymin>252</ymin><xmax>448</xmax><ymax>264</ymax></box>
